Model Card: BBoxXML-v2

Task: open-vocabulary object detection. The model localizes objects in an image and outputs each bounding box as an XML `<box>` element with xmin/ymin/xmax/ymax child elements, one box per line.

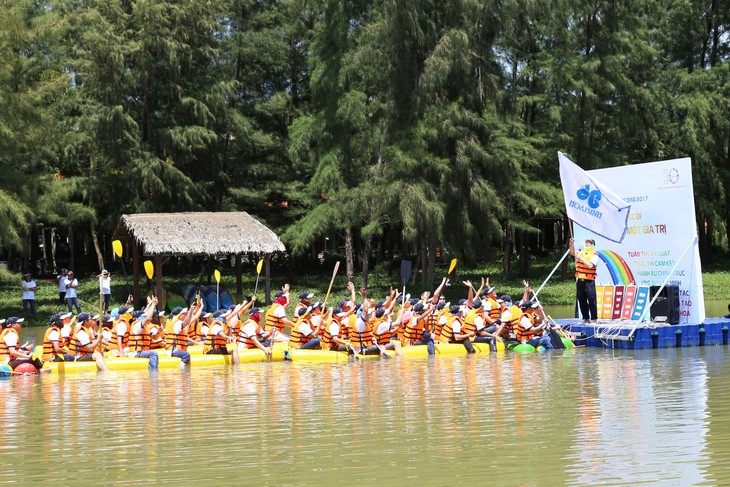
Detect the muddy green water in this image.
<box><xmin>3</xmin><ymin>301</ymin><xmax>730</xmax><ymax>485</ymax></box>
<box><xmin>3</xmin><ymin>346</ymin><xmax>730</xmax><ymax>485</ymax></box>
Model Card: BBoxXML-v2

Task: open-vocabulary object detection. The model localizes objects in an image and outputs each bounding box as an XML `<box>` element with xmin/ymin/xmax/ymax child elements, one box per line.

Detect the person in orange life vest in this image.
<box><xmin>295</xmin><ymin>291</ymin><xmax>314</xmax><ymax>316</ymax></box>
<box><xmin>59</xmin><ymin>312</ymin><xmax>74</xmax><ymax>350</ymax></box>
<box><xmin>466</xmin><ymin>300</ymin><xmax>498</xmax><ymax>351</ymax></box>
<box><xmin>570</xmin><ymin>237</ymin><xmax>599</xmax><ymax>322</ymax></box>
<box><xmin>226</xmin><ymin>298</ymin><xmax>256</xmax><ymax>337</ymax></box>
<box><xmin>440</xmin><ymin>306</ymin><xmax>476</xmax><ymax>353</ymax></box>
<box><xmin>403</xmin><ymin>302</ymin><xmax>436</xmax><ymax>355</ymax></box>
<box><xmin>493</xmin><ymin>277</ymin><xmax>532</xmax><ymax>341</ymax></box>
<box><xmin>165</xmin><ymin>303</ymin><xmax>203</xmax><ymax>366</ymax></box>
<box><xmin>99</xmin><ymin>314</ymin><xmax>115</xmax><ymax>352</ymax></box>
<box><xmin>348</xmin><ymin>290</ymin><xmax>384</xmax><ymax>356</ymax></box>
<box><xmin>290</xmin><ymin>303</ymin><xmax>325</xmax><ymax>349</ymax></box>
<box><xmin>205</xmin><ymin>310</ymin><xmax>240</xmax><ymax>365</ymax></box>
<box><xmin>266</xmin><ymin>289</ymin><xmax>294</xmax><ymax>342</ymax></box>
<box><xmin>129</xmin><ymin>297</ymin><xmax>161</xmax><ymax>370</ymax></box>
<box><xmin>43</xmin><ymin>313</ymin><xmax>76</xmax><ymax>362</ymax></box>
<box><xmin>321</xmin><ymin>307</ymin><xmax>356</xmax><ymax>353</ymax></box>
<box><xmin>481</xmin><ymin>285</ymin><xmax>502</xmax><ymax>334</ymax></box>
<box><xmin>71</xmin><ymin>313</ymin><xmax>109</xmax><ymax>371</ymax></box>
<box><xmin>148</xmin><ymin>310</ymin><xmax>167</xmax><ymax>350</ymax></box>
<box><xmin>516</xmin><ymin>300</ymin><xmax>553</xmax><ymax>350</ymax></box>
<box><xmin>194</xmin><ymin>312</ymin><xmax>213</xmax><ymax>342</ymax></box>
<box><xmin>238</xmin><ymin>307</ymin><xmax>272</xmax><ymax>356</ymax></box>
<box><xmin>1</xmin><ymin>317</ymin><xmax>44</xmax><ymax>371</ymax></box>
<box><xmin>372</xmin><ymin>305</ymin><xmax>404</xmax><ymax>356</ymax></box>
<box><xmin>108</xmin><ymin>305</ymin><xmax>134</xmax><ymax>356</ymax></box>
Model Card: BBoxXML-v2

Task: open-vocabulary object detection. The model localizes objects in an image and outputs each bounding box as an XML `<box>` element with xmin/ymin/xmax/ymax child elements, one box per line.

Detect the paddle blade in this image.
<box><xmin>112</xmin><ymin>240</ymin><xmax>123</xmax><ymax>258</ymax></box>
<box><xmin>256</xmin><ymin>258</ymin><xmax>264</xmax><ymax>274</ymax></box>
<box><xmin>400</xmin><ymin>260</ymin><xmax>412</xmax><ymax>284</ymax></box>
<box><xmin>448</xmin><ymin>258</ymin><xmax>457</xmax><ymax>274</ymax></box>
<box><xmin>144</xmin><ymin>260</ymin><xmax>154</xmax><ymax>280</ymax></box>
<box><xmin>331</xmin><ymin>261</ymin><xmax>340</xmax><ymax>280</ymax></box>
<box><xmin>214</xmin><ymin>269</ymin><xmax>221</xmax><ymax>283</ymax></box>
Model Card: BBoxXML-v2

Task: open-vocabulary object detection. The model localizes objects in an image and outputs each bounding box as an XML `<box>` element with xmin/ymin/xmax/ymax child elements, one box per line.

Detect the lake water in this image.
<box><xmin>3</xmin><ymin>300</ymin><xmax>730</xmax><ymax>485</ymax></box>
<box><xmin>3</xmin><ymin>345</ymin><xmax>730</xmax><ymax>485</ymax></box>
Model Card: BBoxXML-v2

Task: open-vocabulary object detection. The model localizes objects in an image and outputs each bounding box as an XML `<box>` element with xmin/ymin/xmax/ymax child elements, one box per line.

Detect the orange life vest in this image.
<box><xmin>321</xmin><ymin>319</ymin><xmax>339</xmax><ymax>350</ymax></box>
<box><xmin>71</xmin><ymin>325</ymin><xmax>95</xmax><ymax>356</ymax></box>
<box><xmin>164</xmin><ymin>319</ymin><xmax>190</xmax><ymax>351</ymax></box>
<box><xmin>129</xmin><ymin>323</ymin><xmax>151</xmax><ymax>352</ymax></box>
<box><xmin>350</xmin><ymin>318</ymin><xmax>373</xmax><ymax>349</ymax></box>
<box><xmin>42</xmin><ymin>325</ymin><xmax>69</xmax><ymax>360</ymax></box>
<box><xmin>0</xmin><ymin>328</ymin><xmax>17</xmax><ymax>362</ymax></box>
<box><xmin>463</xmin><ymin>308</ymin><xmax>479</xmax><ymax>335</ymax></box>
<box><xmin>439</xmin><ymin>315</ymin><xmax>462</xmax><ymax>343</ymax></box>
<box><xmin>332</xmin><ymin>314</ymin><xmax>350</xmax><ymax>340</ymax></box>
<box><xmin>516</xmin><ymin>312</ymin><xmax>540</xmax><ymax>342</ymax></box>
<box><xmin>149</xmin><ymin>323</ymin><xmax>166</xmax><ymax>349</ymax></box>
<box><xmin>238</xmin><ymin>319</ymin><xmax>263</xmax><ymax>349</ymax></box>
<box><xmin>502</xmin><ymin>305</ymin><xmax>522</xmax><ymax>337</ymax></box>
<box><xmin>107</xmin><ymin>320</ymin><xmax>130</xmax><ymax>351</ymax></box>
<box><xmin>289</xmin><ymin>316</ymin><xmax>316</xmax><ymax>348</ymax></box>
<box><xmin>265</xmin><ymin>305</ymin><xmax>286</xmax><ymax>333</ymax></box>
<box><xmin>204</xmin><ymin>321</ymin><xmax>229</xmax><ymax>352</ymax></box>
<box><xmin>486</xmin><ymin>297</ymin><xmax>501</xmax><ymax>320</ymax></box>
<box><xmin>372</xmin><ymin>317</ymin><xmax>392</xmax><ymax>345</ymax></box>
<box><xmin>404</xmin><ymin>315</ymin><xmax>425</xmax><ymax>344</ymax></box>
<box><xmin>575</xmin><ymin>250</ymin><xmax>597</xmax><ymax>280</ymax></box>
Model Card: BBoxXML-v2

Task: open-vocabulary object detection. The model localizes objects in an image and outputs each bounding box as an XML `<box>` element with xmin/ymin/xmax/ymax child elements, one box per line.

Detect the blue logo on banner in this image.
<box><xmin>577</xmin><ymin>185</ymin><xmax>602</xmax><ymax>209</ymax></box>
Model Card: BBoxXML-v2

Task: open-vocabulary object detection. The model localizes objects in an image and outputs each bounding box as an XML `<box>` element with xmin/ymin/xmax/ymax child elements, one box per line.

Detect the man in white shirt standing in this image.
<box><xmin>64</xmin><ymin>271</ymin><xmax>82</xmax><ymax>314</ymax></box>
<box><xmin>22</xmin><ymin>273</ymin><xmax>37</xmax><ymax>317</ymax></box>
<box><xmin>97</xmin><ymin>269</ymin><xmax>112</xmax><ymax>312</ymax></box>
<box><xmin>57</xmin><ymin>268</ymin><xmax>68</xmax><ymax>304</ymax></box>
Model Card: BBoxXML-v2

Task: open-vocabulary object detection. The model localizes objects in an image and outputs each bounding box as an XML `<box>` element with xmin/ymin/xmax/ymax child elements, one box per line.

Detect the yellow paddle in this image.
<box><xmin>448</xmin><ymin>258</ymin><xmax>457</xmax><ymax>275</ymax></box>
<box><xmin>144</xmin><ymin>260</ymin><xmax>154</xmax><ymax>280</ymax></box>
<box><xmin>214</xmin><ymin>269</ymin><xmax>221</xmax><ymax>310</ymax></box>
<box><xmin>112</xmin><ymin>239</ymin><xmax>130</xmax><ymax>295</ymax></box>
<box><xmin>252</xmin><ymin>258</ymin><xmax>264</xmax><ymax>300</ymax></box>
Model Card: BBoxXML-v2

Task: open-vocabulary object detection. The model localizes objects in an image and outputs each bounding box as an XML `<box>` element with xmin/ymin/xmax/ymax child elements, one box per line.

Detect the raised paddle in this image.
<box><xmin>321</xmin><ymin>261</ymin><xmax>341</xmax><ymax>312</ymax></box>
<box><xmin>400</xmin><ymin>260</ymin><xmax>412</xmax><ymax>308</ymax></box>
<box><xmin>112</xmin><ymin>239</ymin><xmax>131</xmax><ymax>294</ymax></box>
<box><xmin>144</xmin><ymin>260</ymin><xmax>154</xmax><ymax>281</ymax></box>
<box><xmin>252</xmin><ymin>258</ymin><xmax>264</xmax><ymax>300</ymax></box>
<box><xmin>214</xmin><ymin>269</ymin><xmax>221</xmax><ymax>311</ymax></box>
<box><xmin>448</xmin><ymin>258</ymin><xmax>457</xmax><ymax>275</ymax></box>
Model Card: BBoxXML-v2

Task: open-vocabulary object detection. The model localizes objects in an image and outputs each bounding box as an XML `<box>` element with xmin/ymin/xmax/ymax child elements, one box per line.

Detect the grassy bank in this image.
<box><xmin>1</xmin><ymin>255</ymin><xmax>728</xmax><ymax>326</ymax></box>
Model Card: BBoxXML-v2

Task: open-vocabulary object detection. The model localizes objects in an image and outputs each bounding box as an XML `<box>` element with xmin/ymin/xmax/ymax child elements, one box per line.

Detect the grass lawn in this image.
<box><xmin>1</xmin><ymin>256</ymin><xmax>727</xmax><ymax>326</ymax></box>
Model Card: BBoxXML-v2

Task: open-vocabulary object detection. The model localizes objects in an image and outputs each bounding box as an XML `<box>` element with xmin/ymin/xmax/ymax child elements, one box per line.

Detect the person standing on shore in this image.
<box><xmin>22</xmin><ymin>273</ymin><xmax>37</xmax><ymax>317</ymax></box>
<box><xmin>569</xmin><ymin>237</ymin><xmax>599</xmax><ymax>323</ymax></box>
<box><xmin>97</xmin><ymin>270</ymin><xmax>112</xmax><ymax>312</ymax></box>
<box><xmin>57</xmin><ymin>268</ymin><xmax>68</xmax><ymax>305</ymax></box>
<box><xmin>64</xmin><ymin>271</ymin><xmax>82</xmax><ymax>314</ymax></box>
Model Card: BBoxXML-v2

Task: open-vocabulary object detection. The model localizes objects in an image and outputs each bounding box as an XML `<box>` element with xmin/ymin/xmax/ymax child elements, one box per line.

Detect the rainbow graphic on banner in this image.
<box><xmin>597</xmin><ymin>250</ymin><xmax>635</xmax><ymax>285</ymax></box>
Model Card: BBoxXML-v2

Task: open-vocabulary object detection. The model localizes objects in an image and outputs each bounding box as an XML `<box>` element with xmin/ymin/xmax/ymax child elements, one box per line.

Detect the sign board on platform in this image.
<box><xmin>573</xmin><ymin>158</ymin><xmax>704</xmax><ymax>323</ymax></box>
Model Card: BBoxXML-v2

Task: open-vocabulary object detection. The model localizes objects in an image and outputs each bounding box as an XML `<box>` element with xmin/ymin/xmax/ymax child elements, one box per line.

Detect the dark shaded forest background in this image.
<box><xmin>1</xmin><ymin>0</ymin><xmax>728</xmax><ymax>286</ymax></box>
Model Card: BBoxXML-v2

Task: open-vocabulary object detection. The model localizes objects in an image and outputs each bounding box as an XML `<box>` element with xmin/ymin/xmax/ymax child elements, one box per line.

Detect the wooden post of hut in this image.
<box><xmin>132</xmin><ymin>241</ymin><xmax>140</xmax><ymax>305</ymax></box>
<box><xmin>155</xmin><ymin>254</ymin><xmax>163</xmax><ymax>311</ymax></box>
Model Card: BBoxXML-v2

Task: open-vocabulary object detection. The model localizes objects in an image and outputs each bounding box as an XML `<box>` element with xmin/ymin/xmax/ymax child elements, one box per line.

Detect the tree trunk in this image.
<box><xmin>503</xmin><ymin>225</ymin><xmax>512</xmax><ymax>281</ymax></box>
<box><xmin>68</xmin><ymin>226</ymin><xmax>75</xmax><ymax>272</ymax></box>
<box><xmin>360</xmin><ymin>235</ymin><xmax>371</xmax><ymax>290</ymax></box>
<box><xmin>90</xmin><ymin>222</ymin><xmax>104</xmax><ymax>271</ymax></box>
<box><xmin>426</xmin><ymin>234</ymin><xmax>437</xmax><ymax>288</ymax></box>
<box><xmin>344</xmin><ymin>226</ymin><xmax>355</xmax><ymax>284</ymax></box>
<box><xmin>264</xmin><ymin>253</ymin><xmax>271</xmax><ymax>305</ymax></box>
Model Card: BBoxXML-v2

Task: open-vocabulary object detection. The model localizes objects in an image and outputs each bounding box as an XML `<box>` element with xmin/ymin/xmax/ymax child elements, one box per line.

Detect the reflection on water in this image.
<box><xmin>3</xmin><ymin>347</ymin><xmax>730</xmax><ymax>485</ymax></box>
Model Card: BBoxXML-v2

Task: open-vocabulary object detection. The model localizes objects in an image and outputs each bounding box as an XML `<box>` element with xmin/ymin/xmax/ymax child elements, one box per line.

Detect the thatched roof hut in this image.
<box><xmin>116</xmin><ymin>212</ymin><xmax>285</xmax><ymax>309</ymax></box>
<box><xmin>119</xmin><ymin>212</ymin><xmax>285</xmax><ymax>255</ymax></box>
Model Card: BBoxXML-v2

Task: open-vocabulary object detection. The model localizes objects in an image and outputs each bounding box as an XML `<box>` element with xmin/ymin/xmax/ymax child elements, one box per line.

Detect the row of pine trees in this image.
<box><xmin>1</xmin><ymin>0</ymin><xmax>729</xmax><ymax>284</ymax></box>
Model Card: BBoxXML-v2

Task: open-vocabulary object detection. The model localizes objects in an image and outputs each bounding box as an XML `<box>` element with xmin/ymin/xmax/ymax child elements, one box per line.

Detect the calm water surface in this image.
<box><xmin>3</xmin><ymin>346</ymin><xmax>730</xmax><ymax>486</ymax></box>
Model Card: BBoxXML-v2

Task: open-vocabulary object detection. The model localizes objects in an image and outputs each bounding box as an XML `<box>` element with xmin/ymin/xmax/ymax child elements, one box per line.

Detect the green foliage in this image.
<box><xmin>1</xmin><ymin>0</ymin><xmax>730</xmax><ymax>271</ymax></box>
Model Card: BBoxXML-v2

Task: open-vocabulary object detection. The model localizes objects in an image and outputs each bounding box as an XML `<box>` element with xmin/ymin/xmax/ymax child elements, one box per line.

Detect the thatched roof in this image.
<box><xmin>118</xmin><ymin>212</ymin><xmax>285</xmax><ymax>255</ymax></box>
